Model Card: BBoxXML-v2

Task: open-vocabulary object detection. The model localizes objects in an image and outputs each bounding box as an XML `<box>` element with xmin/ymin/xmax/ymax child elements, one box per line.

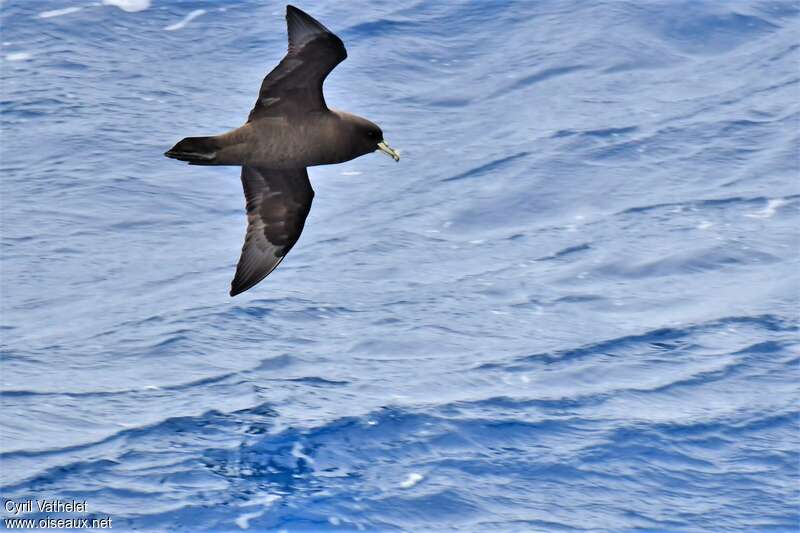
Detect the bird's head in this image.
<box><xmin>349</xmin><ymin>115</ymin><xmax>400</xmax><ymax>162</ymax></box>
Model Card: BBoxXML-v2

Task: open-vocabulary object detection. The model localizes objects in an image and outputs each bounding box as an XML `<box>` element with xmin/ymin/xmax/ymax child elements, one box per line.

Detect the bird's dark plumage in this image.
<box><xmin>249</xmin><ymin>5</ymin><xmax>346</xmax><ymax>120</ymax></box>
<box><xmin>231</xmin><ymin>166</ymin><xmax>314</xmax><ymax>296</ymax></box>
<box><xmin>165</xmin><ymin>5</ymin><xmax>399</xmax><ymax>296</ymax></box>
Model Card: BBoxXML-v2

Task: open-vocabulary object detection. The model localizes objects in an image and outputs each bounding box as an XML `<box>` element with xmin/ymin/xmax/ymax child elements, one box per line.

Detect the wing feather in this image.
<box><xmin>230</xmin><ymin>166</ymin><xmax>314</xmax><ymax>296</ymax></box>
<box><xmin>248</xmin><ymin>5</ymin><xmax>346</xmax><ymax>120</ymax></box>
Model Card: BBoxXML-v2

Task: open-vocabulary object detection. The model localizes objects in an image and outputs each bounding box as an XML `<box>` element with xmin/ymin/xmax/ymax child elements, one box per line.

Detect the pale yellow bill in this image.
<box><xmin>377</xmin><ymin>141</ymin><xmax>400</xmax><ymax>162</ymax></box>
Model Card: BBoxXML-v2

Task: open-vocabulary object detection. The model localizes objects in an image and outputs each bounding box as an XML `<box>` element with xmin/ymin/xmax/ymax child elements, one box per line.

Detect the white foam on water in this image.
<box><xmin>5</xmin><ymin>52</ymin><xmax>32</xmax><ymax>61</ymax></box>
<box><xmin>234</xmin><ymin>511</ymin><xmax>261</xmax><ymax>530</ymax></box>
<box><xmin>291</xmin><ymin>442</ymin><xmax>315</xmax><ymax>465</ymax></box>
<box><xmin>697</xmin><ymin>220</ymin><xmax>714</xmax><ymax>230</ymax></box>
<box><xmin>399</xmin><ymin>472</ymin><xmax>423</xmax><ymax>489</ymax></box>
<box><xmin>245</xmin><ymin>494</ymin><xmax>281</xmax><ymax>507</ymax></box>
<box><xmin>164</xmin><ymin>9</ymin><xmax>206</xmax><ymax>31</ymax></box>
<box><xmin>39</xmin><ymin>7</ymin><xmax>82</xmax><ymax>18</ymax></box>
<box><xmin>102</xmin><ymin>0</ymin><xmax>151</xmax><ymax>12</ymax></box>
<box><xmin>235</xmin><ymin>494</ymin><xmax>280</xmax><ymax>530</ymax></box>
<box><xmin>745</xmin><ymin>198</ymin><xmax>788</xmax><ymax>219</ymax></box>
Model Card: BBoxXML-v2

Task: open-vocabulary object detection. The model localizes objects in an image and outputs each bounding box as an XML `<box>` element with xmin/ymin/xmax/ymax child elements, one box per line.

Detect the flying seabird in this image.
<box><xmin>165</xmin><ymin>5</ymin><xmax>399</xmax><ymax>296</ymax></box>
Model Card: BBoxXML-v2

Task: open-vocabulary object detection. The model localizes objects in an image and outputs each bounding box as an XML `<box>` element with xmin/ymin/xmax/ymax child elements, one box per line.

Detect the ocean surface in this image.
<box><xmin>1</xmin><ymin>0</ymin><xmax>799</xmax><ymax>530</ymax></box>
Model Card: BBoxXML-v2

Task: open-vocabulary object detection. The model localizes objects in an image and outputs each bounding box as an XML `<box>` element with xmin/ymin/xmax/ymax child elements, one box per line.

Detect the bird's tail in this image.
<box><xmin>164</xmin><ymin>136</ymin><xmax>219</xmax><ymax>165</ymax></box>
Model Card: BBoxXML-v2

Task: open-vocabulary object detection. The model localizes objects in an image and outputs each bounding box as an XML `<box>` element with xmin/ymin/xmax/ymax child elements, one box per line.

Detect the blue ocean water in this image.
<box><xmin>1</xmin><ymin>0</ymin><xmax>799</xmax><ymax>530</ymax></box>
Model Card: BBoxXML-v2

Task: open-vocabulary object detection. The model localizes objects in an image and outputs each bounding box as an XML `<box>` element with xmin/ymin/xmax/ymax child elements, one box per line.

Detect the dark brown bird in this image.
<box><xmin>165</xmin><ymin>5</ymin><xmax>399</xmax><ymax>296</ymax></box>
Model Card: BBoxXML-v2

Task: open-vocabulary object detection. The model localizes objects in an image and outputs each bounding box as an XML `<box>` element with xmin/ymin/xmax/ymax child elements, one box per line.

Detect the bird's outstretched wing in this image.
<box><xmin>231</xmin><ymin>166</ymin><xmax>314</xmax><ymax>296</ymax></box>
<box><xmin>248</xmin><ymin>5</ymin><xmax>347</xmax><ymax>121</ymax></box>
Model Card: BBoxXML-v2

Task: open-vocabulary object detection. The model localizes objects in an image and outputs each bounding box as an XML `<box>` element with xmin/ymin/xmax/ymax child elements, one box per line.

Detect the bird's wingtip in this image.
<box><xmin>285</xmin><ymin>5</ymin><xmax>305</xmax><ymax>19</ymax></box>
<box><xmin>284</xmin><ymin>4</ymin><xmax>333</xmax><ymax>45</ymax></box>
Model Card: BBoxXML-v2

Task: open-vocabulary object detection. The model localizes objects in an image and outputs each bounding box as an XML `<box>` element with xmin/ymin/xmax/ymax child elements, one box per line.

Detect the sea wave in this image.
<box><xmin>1</xmin><ymin>0</ymin><xmax>798</xmax><ymax>530</ymax></box>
